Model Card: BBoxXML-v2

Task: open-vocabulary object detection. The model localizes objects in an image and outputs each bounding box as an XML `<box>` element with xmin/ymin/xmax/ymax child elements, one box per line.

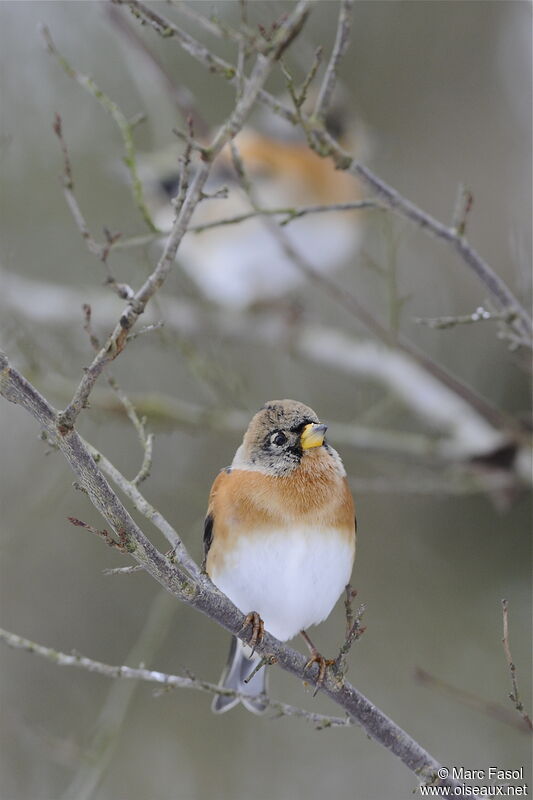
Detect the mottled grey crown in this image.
<box><xmin>254</xmin><ymin>400</ymin><xmax>319</xmax><ymax>433</ymax></box>
<box><xmin>233</xmin><ymin>399</ymin><xmax>321</xmax><ymax>476</ymax></box>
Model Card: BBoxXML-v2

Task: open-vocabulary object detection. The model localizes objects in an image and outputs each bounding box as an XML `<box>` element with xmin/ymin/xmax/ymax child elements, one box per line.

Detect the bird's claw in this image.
<box><xmin>240</xmin><ymin>611</ymin><xmax>265</xmax><ymax>655</ymax></box>
<box><xmin>304</xmin><ymin>651</ymin><xmax>335</xmax><ymax>696</ymax></box>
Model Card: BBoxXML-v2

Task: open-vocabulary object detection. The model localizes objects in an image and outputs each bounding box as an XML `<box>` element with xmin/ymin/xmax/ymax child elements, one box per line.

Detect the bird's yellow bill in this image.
<box><xmin>300</xmin><ymin>423</ymin><xmax>327</xmax><ymax>449</ymax></box>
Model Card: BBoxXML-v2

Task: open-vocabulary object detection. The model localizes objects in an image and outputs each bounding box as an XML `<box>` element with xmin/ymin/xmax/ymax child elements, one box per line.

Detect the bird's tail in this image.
<box><xmin>212</xmin><ymin>636</ymin><xmax>269</xmax><ymax>714</ymax></box>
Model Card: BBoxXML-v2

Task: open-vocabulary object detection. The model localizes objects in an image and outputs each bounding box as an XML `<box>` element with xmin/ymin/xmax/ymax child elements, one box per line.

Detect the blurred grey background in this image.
<box><xmin>0</xmin><ymin>2</ymin><xmax>531</xmax><ymax>799</ymax></box>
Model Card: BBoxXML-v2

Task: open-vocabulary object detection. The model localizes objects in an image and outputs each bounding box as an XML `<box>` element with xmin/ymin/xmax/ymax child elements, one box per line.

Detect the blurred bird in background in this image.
<box><xmin>106</xmin><ymin>4</ymin><xmax>368</xmax><ymax>309</ymax></box>
<box><xmin>140</xmin><ymin>97</ymin><xmax>368</xmax><ymax>309</ymax></box>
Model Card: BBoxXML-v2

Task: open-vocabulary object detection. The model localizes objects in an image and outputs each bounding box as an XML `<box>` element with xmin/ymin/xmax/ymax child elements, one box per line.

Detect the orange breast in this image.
<box><xmin>206</xmin><ymin>453</ymin><xmax>356</xmax><ymax>576</ymax></box>
<box><xmin>219</xmin><ymin>131</ymin><xmax>360</xmax><ymax>205</ymax></box>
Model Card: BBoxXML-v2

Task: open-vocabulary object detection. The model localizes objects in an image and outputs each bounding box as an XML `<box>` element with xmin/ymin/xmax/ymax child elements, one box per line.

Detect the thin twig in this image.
<box><xmin>334</xmin><ymin>153</ymin><xmax>533</xmax><ymax>343</ymax></box>
<box><xmin>313</xmin><ymin>0</ymin><xmax>354</xmax><ymax>122</ymax></box>
<box><xmin>52</xmin><ymin>115</ymin><xmax>135</xmax><ymax>295</ymax></box>
<box><xmin>415</xmin><ymin>667</ymin><xmax>531</xmax><ymax>734</ymax></box>
<box><xmin>501</xmin><ymin>599</ymin><xmax>533</xmax><ymax>730</ymax></box>
<box><xmin>0</xmin><ymin>626</ymin><xmax>352</xmax><ymax>730</ymax></box>
<box><xmin>52</xmin><ymin>115</ymin><xmax>110</xmax><ymax>262</ymax></box>
<box><xmin>84</xmin><ymin>441</ymin><xmax>196</xmax><ymax>574</ymax></box>
<box><xmin>82</xmin><ymin>304</ymin><xmax>155</xmax><ymax>486</ymax></box>
<box><xmin>188</xmin><ymin>200</ymin><xmax>383</xmax><ymax>233</ymax></box>
<box><xmin>415</xmin><ymin>306</ymin><xmax>516</xmax><ymax>330</ymax></box>
<box><xmin>67</xmin><ymin>516</ymin><xmax>126</xmax><ymax>551</ymax></box>
<box><xmin>334</xmin><ymin>586</ymin><xmax>366</xmax><ymax>677</ymax></box>
<box><xmin>114</xmin><ymin>0</ymin><xmax>300</xmax><ymax>123</ymax></box>
<box><xmin>42</xmin><ymin>25</ymin><xmax>158</xmax><ymax>233</ymax></box>
<box><xmin>298</xmin><ymin>46</ymin><xmax>323</xmax><ymax>107</ymax></box>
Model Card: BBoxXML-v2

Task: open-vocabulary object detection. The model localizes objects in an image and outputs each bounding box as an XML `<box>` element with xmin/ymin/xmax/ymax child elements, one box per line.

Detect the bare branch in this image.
<box><xmin>0</xmin><ymin>626</ymin><xmax>351</xmax><ymax>730</ymax></box>
<box><xmin>332</xmin><ymin>150</ymin><xmax>533</xmax><ymax>343</ymax></box>
<box><xmin>0</xmin><ymin>351</ymin><xmax>198</xmax><ymax>591</ymax></box>
<box><xmin>501</xmin><ymin>599</ymin><xmax>533</xmax><ymax>730</ymax></box>
<box><xmin>188</xmin><ymin>199</ymin><xmax>383</xmax><ymax>233</ymax></box>
<box><xmin>117</xmin><ymin>0</ymin><xmax>531</xmax><ymax>344</ymax></box>
<box><xmin>114</xmin><ymin>0</ymin><xmax>300</xmax><ymax>124</ymax></box>
<box><xmin>83</xmin><ymin>441</ymin><xmax>195</xmax><ymax>572</ymax></box>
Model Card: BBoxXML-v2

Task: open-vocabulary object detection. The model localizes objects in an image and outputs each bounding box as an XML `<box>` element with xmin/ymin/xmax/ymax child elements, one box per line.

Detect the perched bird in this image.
<box><xmin>140</xmin><ymin>101</ymin><xmax>367</xmax><ymax>309</ymax></box>
<box><xmin>203</xmin><ymin>399</ymin><xmax>356</xmax><ymax>713</ymax></box>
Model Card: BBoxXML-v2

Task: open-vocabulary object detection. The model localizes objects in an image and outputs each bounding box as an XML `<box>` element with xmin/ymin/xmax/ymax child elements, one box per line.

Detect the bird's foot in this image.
<box><xmin>301</xmin><ymin>630</ymin><xmax>334</xmax><ymax>695</ymax></box>
<box><xmin>240</xmin><ymin>611</ymin><xmax>265</xmax><ymax>655</ymax></box>
<box><xmin>304</xmin><ymin>651</ymin><xmax>335</xmax><ymax>695</ymax></box>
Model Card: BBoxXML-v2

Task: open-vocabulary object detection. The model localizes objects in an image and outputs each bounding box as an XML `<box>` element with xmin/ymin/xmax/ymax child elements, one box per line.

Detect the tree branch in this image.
<box><xmin>0</xmin><ymin>350</ymin><xmax>467</xmax><ymax>795</ymax></box>
<box><xmin>0</xmin><ymin>625</ymin><xmax>351</xmax><ymax>731</ymax></box>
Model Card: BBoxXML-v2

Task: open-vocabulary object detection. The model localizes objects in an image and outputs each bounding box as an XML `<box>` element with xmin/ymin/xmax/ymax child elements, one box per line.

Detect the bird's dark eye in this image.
<box><xmin>271</xmin><ymin>432</ymin><xmax>287</xmax><ymax>447</ymax></box>
<box><xmin>160</xmin><ymin>175</ymin><xmax>181</xmax><ymax>199</ymax></box>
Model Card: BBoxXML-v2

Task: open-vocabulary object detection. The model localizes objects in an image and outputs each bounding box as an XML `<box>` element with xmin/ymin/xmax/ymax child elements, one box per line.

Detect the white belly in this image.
<box><xmin>177</xmin><ymin>216</ymin><xmax>360</xmax><ymax>309</ymax></box>
<box><xmin>210</xmin><ymin>528</ymin><xmax>355</xmax><ymax>641</ymax></box>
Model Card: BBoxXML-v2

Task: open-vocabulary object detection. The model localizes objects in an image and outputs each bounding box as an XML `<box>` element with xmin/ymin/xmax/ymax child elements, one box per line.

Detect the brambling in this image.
<box><xmin>203</xmin><ymin>399</ymin><xmax>356</xmax><ymax>713</ymax></box>
<box><xmin>141</xmin><ymin>101</ymin><xmax>366</xmax><ymax>309</ymax></box>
